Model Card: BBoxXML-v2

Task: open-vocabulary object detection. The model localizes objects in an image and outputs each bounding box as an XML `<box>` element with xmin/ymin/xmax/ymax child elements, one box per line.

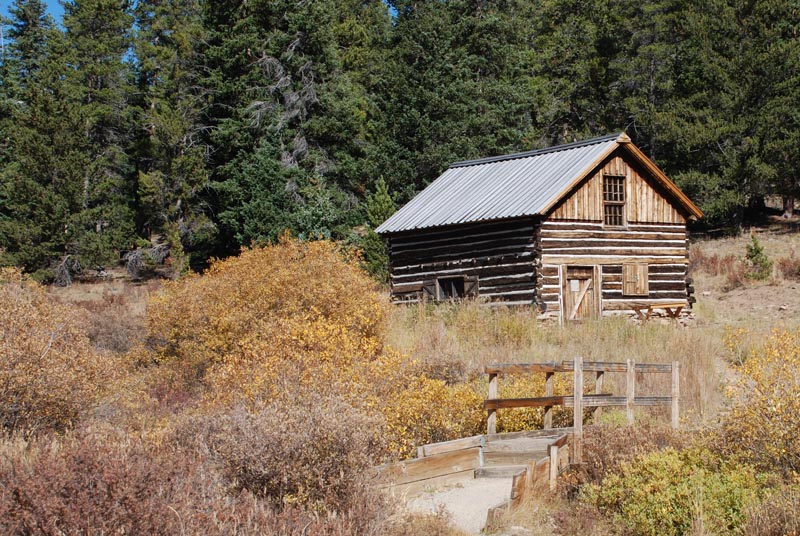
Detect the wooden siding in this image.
<box><xmin>549</xmin><ymin>154</ymin><xmax>686</xmax><ymax>225</ymax></box>
<box><xmin>537</xmin><ymin>221</ymin><xmax>689</xmax><ymax>319</ymax></box>
<box><xmin>549</xmin><ymin>165</ymin><xmax>603</xmax><ymax>221</ymax></box>
<box><xmin>389</xmin><ymin>219</ymin><xmax>538</xmax><ymax>305</ymax></box>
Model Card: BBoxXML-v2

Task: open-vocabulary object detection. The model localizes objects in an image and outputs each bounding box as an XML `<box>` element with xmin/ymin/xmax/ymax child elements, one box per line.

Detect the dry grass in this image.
<box><xmin>743</xmin><ymin>485</ymin><xmax>800</xmax><ymax>536</ymax></box>
<box><xmin>777</xmin><ymin>252</ymin><xmax>800</xmax><ymax>280</ymax></box>
<box><xmin>689</xmin><ymin>229</ymin><xmax>800</xmax><ymax>291</ymax></box>
<box><xmin>5</xmin><ymin>230</ymin><xmax>800</xmax><ymax>535</ymax></box>
<box><xmin>486</xmin><ymin>491</ymin><xmax>615</xmax><ymax>536</ymax></box>
<box><xmin>384</xmin><ymin>509</ymin><xmax>469</xmax><ymax>536</ymax></box>
<box><xmin>48</xmin><ymin>277</ymin><xmax>157</xmax><ymax>353</ymax></box>
<box><xmin>688</xmin><ymin>231</ymin><xmax>800</xmax><ymax>349</ymax></box>
<box><xmin>384</xmin><ymin>229</ymin><xmax>800</xmax><ymax>534</ymax></box>
<box><xmin>387</xmin><ymin>303</ymin><xmax>726</xmax><ymax>424</ymax></box>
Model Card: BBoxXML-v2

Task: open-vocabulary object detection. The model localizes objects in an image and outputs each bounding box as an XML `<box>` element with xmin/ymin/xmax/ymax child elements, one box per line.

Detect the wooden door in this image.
<box><xmin>562</xmin><ymin>266</ymin><xmax>598</xmax><ymax>321</ymax></box>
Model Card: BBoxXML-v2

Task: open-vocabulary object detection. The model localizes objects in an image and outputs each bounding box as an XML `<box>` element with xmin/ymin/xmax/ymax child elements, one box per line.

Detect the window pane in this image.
<box><xmin>603</xmin><ymin>175</ymin><xmax>625</xmax><ymax>225</ymax></box>
<box><xmin>604</xmin><ymin>204</ymin><xmax>623</xmax><ymax>226</ymax></box>
<box><xmin>603</xmin><ymin>176</ymin><xmax>625</xmax><ymax>202</ymax></box>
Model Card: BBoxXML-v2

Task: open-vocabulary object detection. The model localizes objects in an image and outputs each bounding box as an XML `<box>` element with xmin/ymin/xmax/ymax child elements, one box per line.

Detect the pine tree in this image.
<box><xmin>741</xmin><ymin>0</ymin><xmax>800</xmax><ymax>218</ymax></box>
<box><xmin>380</xmin><ymin>0</ymin><xmax>535</xmax><ymax>199</ymax></box>
<box><xmin>59</xmin><ymin>0</ymin><xmax>137</xmax><ymax>266</ymax></box>
<box><xmin>0</xmin><ymin>0</ymin><xmax>75</xmax><ymax>278</ymax></box>
<box><xmin>201</xmin><ymin>0</ymin><xmax>391</xmax><ymax>250</ymax></box>
<box><xmin>528</xmin><ymin>0</ymin><xmax>630</xmax><ymax>144</ymax></box>
<box><xmin>360</xmin><ymin>176</ymin><xmax>395</xmax><ymax>281</ymax></box>
<box><xmin>132</xmin><ymin>0</ymin><xmax>213</xmax><ymax>272</ymax></box>
<box><xmin>612</xmin><ymin>0</ymin><xmax>746</xmax><ymax>225</ymax></box>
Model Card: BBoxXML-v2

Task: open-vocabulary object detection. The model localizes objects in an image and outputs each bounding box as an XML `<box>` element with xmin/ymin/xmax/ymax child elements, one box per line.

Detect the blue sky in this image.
<box><xmin>1</xmin><ymin>0</ymin><xmax>64</xmax><ymax>23</ymax></box>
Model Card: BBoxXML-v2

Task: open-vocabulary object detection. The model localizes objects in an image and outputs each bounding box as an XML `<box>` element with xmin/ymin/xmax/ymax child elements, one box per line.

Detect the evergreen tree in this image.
<box><xmin>133</xmin><ymin>0</ymin><xmax>214</xmax><ymax>272</ymax></box>
<box><xmin>59</xmin><ymin>0</ymin><xmax>137</xmax><ymax>265</ymax></box>
<box><xmin>0</xmin><ymin>0</ymin><xmax>74</xmax><ymax>278</ymax></box>
<box><xmin>381</xmin><ymin>0</ymin><xmax>535</xmax><ymax>198</ymax></box>
<box><xmin>201</xmin><ymin>0</ymin><xmax>391</xmax><ymax>249</ymax></box>
<box><xmin>528</xmin><ymin>0</ymin><xmax>631</xmax><ymax>145</ymax></box>
<box><xmin>614</xmin><ymin>0</ymin><xmax>746</xmax><ymax>225</ymax></box>
<box><xmin>360</xmin><ymin>176</ymin><xmax>395</xmax><ymax>281</ymax></box>
<box><xmin>740</xmin><ymin>0</ymin><xmax>800</xmax><ymax>217</ymax></box>
<box><xmin>4</xmin><ymin>0</ymin><xmax>800</xmax><ymax>278</ymax></box>
<box><xmin>5</xmin><ymin>0</ymin><xmax>51</xmax><ymax>82</ymax></box>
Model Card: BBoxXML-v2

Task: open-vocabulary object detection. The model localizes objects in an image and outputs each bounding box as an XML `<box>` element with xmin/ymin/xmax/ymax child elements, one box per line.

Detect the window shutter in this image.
<box><xmin>623</xmin><ymin>264</ymin><xmax>649</xmax><ymax>296</ymax></box>
<box><xmin>464</xmin><ymin>275</ymin><xmax>479</xmax><ymax>297</ymax></box>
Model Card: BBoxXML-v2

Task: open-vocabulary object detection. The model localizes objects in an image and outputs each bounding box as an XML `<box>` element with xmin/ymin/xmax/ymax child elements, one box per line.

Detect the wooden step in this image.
<box><xmin>474</xmin><ymin>465</ymin><xmax>526</xmax><ymax>479</ymax></box>
<box><xmin>484</xmin><ymin>451</ymin><xmax>546</xmax><ymax>466</ymax></box>
<box><xmin>483</xmin><ymin>437</ymin><xmax>552</xmax><ymax>453</ymax></box>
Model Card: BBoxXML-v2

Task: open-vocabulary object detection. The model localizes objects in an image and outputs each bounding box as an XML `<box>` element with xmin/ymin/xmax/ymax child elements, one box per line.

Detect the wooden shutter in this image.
<box><xmin>464</xmin><ymin>275</ymin><xmax>479</xmax><ymax>298</ymax></box>
<box><xmin>623</xmin><ymin>264</ymin><xmax>649</xmax><ymax>296</ymax></box>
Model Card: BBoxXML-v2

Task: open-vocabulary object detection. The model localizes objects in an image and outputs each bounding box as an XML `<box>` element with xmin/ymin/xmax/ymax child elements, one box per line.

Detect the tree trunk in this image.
<box><xmin>783</xmin><ymin>195</ymin><xmax>795</xmax><ymax>218</ymax></box>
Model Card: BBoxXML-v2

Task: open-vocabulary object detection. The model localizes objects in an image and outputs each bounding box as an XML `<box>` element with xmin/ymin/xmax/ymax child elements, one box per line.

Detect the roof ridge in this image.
<box><xmin>449</xmin><ymin>132</ymin><xmax>623</xmax><ymax>169</ymax></box>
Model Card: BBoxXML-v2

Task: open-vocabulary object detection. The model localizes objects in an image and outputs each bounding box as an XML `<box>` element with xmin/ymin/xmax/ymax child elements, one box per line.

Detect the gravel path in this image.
<box><xmin>406</xmin><ymin>477</ymin><xmax>513</xmax><ymax>534</ymax></box>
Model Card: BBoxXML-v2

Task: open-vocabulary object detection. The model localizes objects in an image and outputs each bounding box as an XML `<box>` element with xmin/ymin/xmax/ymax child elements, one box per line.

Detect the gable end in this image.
<box><xmin>546</xmin><ymin>148</ymin><xmax>698</xmax><ymax>225</ymax></box>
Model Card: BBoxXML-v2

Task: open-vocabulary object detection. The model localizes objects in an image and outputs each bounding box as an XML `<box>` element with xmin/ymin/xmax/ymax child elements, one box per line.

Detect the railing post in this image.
<box><xmin>594</xmin><ymin>370</ymin><xmax>604</xmax><ymax>422</ymax></box>
<box><xmin>549</xmin><ymin>444</ymin><xmax>559</xmax><ymax>491</ymax></box>
<box><xmin>626</xmin><ymin>359</ymin><xmax>635</xmax><ymax>425</ymax></box>
<box><xmin>544</xmin><ymin>371</ymin><xmax>554</xmax><ymax>429</ymax></box>
<box><xmin>487</xmin><ymin>372</ymin><xmax>498</xmax><ymax>434</ymax></box>
<box><xmin>573</xmin><ymin>355</ymin><xmax>583</xmax><ymax>464</ymax></box>
<box><xmin>671</xmin><ymin>361</ymin><xmax>680</xmax><ymax>429</ymax></box>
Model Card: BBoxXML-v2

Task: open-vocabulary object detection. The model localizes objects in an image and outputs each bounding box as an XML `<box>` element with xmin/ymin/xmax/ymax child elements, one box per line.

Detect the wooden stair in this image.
<box><xmin>474</xmin><ymin>465</ymin><xmax>526</xmax><ymax>478</ymax></box>
<box><xmin>482</xmin><ymin>436</ymin><xmax>551</xmax><ymax>467</ymax></box>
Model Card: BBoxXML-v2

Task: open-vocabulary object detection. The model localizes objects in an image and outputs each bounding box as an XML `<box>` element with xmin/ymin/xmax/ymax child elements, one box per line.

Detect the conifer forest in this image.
<box><xmin>1</xmin><ymin>0</ymin><xmax>799</xmax><ymax>279</ymax></box>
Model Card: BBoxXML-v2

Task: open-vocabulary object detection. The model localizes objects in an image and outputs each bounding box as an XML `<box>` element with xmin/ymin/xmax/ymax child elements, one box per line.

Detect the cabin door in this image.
<box><xmin>562</xmin><ymin>266</ymin><xmax>599</xmax><ymax>321</ymax></box>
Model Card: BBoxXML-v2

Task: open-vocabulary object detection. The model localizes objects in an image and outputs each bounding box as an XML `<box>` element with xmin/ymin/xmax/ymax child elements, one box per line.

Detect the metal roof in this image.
<box><xmin>376</xmin><ymin>133</ymin><xmax>622</xmax><ymax>234</ymax></box>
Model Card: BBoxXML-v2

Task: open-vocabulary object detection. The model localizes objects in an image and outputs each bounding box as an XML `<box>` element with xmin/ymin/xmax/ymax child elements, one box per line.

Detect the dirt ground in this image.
<box><xmin>690</xmin><ymin>226</ymin><xmax>800</xmax><ymax>329</ymax></box>
<box><xmin>696</xmin><ymin>282</ymin><xmax>800</xmax><ymax>325</ymax></box>
<box><xmin>406</xmin><ymin>477</ymin><xmax>513</xmax><ymax>534</ymax></box>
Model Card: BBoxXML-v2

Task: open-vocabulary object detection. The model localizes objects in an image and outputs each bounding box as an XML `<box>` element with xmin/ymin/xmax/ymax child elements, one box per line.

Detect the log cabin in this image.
<box><xmin>375</xmin><ymin>133</ymin><xmax>703</xmax><ymax>322</ymax></box>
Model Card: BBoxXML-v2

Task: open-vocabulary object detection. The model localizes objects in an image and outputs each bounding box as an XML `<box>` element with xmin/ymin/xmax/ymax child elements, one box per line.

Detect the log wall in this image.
<box><xmin>538</xmin><ymin>221</ymin><xmax>689</xmax><ymax>318</ymax></box>
<box><xmin>388</xmin><ymin>219</ymin><xmax>538</xmax><ymax>305</ymax></box>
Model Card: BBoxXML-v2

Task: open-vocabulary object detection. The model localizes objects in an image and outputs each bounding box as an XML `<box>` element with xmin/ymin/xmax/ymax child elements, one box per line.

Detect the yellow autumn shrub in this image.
<box><xmin>497</xmin><ymin>372</ymin><xmax>575</xmax><ymax>431</ymax></box>
<box><xmin>720</xmin><ymin>329</ymin><xmax>800</xmax><ymax>475</ymax></box>
<box><xmin>145</xmin><ymin>237</ymin><xmax>389</xmax><ymax>405</ymax></box>
<box><xmin>383</xmin><ymin>377</ymin><xmax>485</xmax><ymax>459</ymax></box>
<box><xmin>142</xmin><ymin>238</ymin><xmax>517</xmax><ymax>458</ymax></box>
<box><xmin>0</xmin><ymin>268</ymin><xmax>116</xmax><ymax>432</ymax></box>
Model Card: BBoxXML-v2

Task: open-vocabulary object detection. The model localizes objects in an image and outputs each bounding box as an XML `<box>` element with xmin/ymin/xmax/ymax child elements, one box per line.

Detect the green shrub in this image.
<box><xmin>578</xmin><ymin>423</ymin><xmax>684</xmax><ymax>487</ymax></box>
<box><xmin>584</xmin><ymin>447</ymin><xmax>764</xmax><ymax>536</ymax></box>
<box><xmin>744</xmin><ymin>235</ymin><xmax>773</xmax><ymax>280</ymax></box>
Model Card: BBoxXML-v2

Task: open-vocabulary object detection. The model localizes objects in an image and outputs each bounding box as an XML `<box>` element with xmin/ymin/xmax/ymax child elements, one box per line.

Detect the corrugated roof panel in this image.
<box><xmin>376</xmin><ymin>134</ymin><xmax>621</xmax><ymax>234</ymax></box>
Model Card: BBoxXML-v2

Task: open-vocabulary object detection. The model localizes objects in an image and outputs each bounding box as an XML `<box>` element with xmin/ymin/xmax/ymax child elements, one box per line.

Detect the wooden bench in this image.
<box><xmin>630</xmin><ymin>301</ymin><xmax>686</xmax><ymax>323</ymax></box>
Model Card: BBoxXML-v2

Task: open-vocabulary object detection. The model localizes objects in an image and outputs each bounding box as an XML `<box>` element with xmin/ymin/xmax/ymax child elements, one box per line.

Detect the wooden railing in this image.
<box><xmin>484</xmin><ymin>357</ymin><xmax>680</xmax><ymax>463</ymax></box>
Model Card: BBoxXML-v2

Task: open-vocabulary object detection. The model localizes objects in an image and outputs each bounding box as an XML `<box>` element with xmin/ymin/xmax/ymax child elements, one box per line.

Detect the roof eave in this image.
<box><xmin>536</xmin><ymin>135</ymin><xmax>624</xmax><ymax>216</ymax></box>
<box><xmin>377</xmin><ymin>214</ymin><xmax>541</xmax><ymax>236</ymax></box>
<box><xmin>621</xmin><ymin>143</ymin><xmax>704</xmax><ymax>220</ymax></box>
